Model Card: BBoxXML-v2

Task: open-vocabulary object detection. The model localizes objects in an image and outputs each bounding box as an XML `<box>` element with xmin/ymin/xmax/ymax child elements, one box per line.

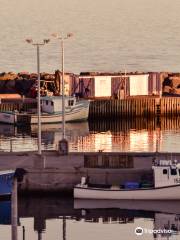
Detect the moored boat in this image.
<box><xmin>0</xmin><ymin>200</ymin><xmax>11</xmax><ymax>224</ymax></box>
<box><xmin>74</xmin><ymin>160</ymin><xmax>180</xmax><ymax>200</ymax></box>
<box><xmin>0</xmin><ymin>170</ymin><xmax>15</xmax><ymax>198</ymax></box>
<box><xmin>0</xmin><ymin>96</ymin><xmax>90</xmax><ymax>124</ymax></box>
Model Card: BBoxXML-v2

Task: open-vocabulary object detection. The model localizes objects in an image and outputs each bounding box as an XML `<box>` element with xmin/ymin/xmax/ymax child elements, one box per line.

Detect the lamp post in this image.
<box><xmin>52</xmin><ymin>33</ymin><xmax>73</xmax><ymax>140</ymax></box>
<box><xmin>26</xmin><ymin>38</ymin><xmax>50</xmax><ymax>155</ymax></box>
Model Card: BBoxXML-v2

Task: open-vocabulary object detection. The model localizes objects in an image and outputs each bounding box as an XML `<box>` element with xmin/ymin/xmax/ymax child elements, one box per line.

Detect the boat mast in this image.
<box><xmin>61</xmin><ymin>39</ymin><xmax>65</xmax><ymax>140</ymax></box>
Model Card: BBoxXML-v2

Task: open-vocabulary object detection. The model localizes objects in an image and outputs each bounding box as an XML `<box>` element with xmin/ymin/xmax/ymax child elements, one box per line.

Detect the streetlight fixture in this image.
<box><xmin>26</xmin><ymin>38</ymin><xmax>50</xmax><ymax>155</ymax></box>
<box><xmin>52</xmin><ymin>33</ymin><xmax>73</xmax><ymax>142</ymax></box>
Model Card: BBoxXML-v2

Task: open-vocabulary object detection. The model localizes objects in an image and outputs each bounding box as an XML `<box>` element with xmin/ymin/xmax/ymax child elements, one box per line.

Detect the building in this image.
<box><xmin>72</xmin><ymin>72</ymin><xmax>162</xmax><ymax>98</ymax></box>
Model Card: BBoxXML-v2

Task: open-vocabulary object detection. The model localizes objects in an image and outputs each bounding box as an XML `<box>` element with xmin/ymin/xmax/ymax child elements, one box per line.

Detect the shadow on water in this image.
<box><xmin>89</xmin><ymin>117</ymin><xmax>180</xmax><ymax>133</ymax></box>
<box><xmin>1</xmin><ymin>195</ymin><xmax>180</xmax><ymax>239</ymax></box>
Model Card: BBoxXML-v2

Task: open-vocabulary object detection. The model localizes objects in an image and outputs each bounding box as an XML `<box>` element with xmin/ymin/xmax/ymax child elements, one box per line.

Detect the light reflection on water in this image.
<box><xmin>1</xmin><ymin>197</ymin><xmax>180</xmax><ymax>240</ymax></box>
<box><xmin>0</xmin><ymin>118</ymin><xmax>180</xmax><ymax>152</ymax></box>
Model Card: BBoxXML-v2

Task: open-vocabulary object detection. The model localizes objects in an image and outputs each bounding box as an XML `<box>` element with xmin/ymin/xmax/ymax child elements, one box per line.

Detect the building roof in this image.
<box><xmin>0</xmin><ymin>94</ymin><xmax>22</xmax><ymax>99</ymax></box>
<box><xmin>41</xmin><ymin>96</ymin><xmax>74</xmax><ymax>101</ymax></box>
<box><xmin>79</xmin><ymin>71</ymin><xmax>149</xmax><ymax>77</ymax></box>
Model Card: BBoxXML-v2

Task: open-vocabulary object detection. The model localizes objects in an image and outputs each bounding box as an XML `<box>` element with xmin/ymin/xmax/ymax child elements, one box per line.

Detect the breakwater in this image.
<box><xmin>89</xmin><ymin>97</ymin><xmax>180</xmax><ymax>119</ymax></box>
<box><xmin>1</xmin><ymin>151</ymin><xmax>180</xmax><ymax>193</ymax></box>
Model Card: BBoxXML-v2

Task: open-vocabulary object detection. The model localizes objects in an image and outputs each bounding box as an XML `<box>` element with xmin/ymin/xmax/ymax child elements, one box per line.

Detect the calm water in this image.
<box><xmin>0</xmin><ymin>118</ymin><xmax>180</xmax><ymax>152</ymax></box>
<box><xmin>1</xmin><ymin>197</ymin><xmax>180</xmax><ymax>240</ymax></box>
<box><xmin>1</xmin><ymin>0</ymin><xmax>180</xmax><ymax>73</ymax></box>
<box><xmin>1</xmin><ymin>1</ymin><xmax>180</xmax><ymax>239</ymax></box>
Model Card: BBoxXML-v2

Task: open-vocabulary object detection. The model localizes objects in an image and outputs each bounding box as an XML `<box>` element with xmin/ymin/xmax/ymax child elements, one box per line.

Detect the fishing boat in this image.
<box><xmin>0</xmin><ymin>170</ymin><xmax>15</xmax><ymax>198</ymax></box>
<box><xmin>0</xmin><ymin>200</ymin><xmax>11</xmax><ymax>224</ymax></box>
<box><xmin>74</xmin><ymin>160</ymin><xmax>180</xmax><ymax>200</ymax></box>
<box><xmin>0</xmin><ymin>96</ymin><xmax>90</xmax><ymax>124</ymax></box>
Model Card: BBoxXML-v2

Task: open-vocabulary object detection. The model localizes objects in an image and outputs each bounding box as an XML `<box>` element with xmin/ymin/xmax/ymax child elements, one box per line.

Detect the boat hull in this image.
<box><xmin>0</xmin><ymin>200</ymin><xmax>11</xmax><ymax>224</ymax></box>
<box><xmin>30</xmin><ymin>102</ymin><xmax>89</xmax><ymax>124</ymax></box>
<box><xmin>0</xmin><ymin>112</ymin><xmax>16</xmax><ymax>124</ymax></box>
<box><xmin>74</xmin><ymin>184</ymin><xmax>180</xmax><ymax>200</ymax></box>
<box><xmin>0</xmin><ymin>100</ymin><xmax>90</xmax><ymax>124</ymax></box>
<box><xmin>0</xmin><ymin>170</ymin><xmax>15</xmax><ymax>197</ymax></box>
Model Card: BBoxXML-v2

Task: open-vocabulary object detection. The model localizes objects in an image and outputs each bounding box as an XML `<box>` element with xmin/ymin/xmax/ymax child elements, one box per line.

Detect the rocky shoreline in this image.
<box><xmin>1</xmin><ymin>71</ymin><xmax>180</xmax><ymax>97</ymax></box>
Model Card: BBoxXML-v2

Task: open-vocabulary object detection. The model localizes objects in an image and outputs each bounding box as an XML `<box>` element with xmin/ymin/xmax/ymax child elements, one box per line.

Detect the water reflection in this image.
<box><xmin>1</xmin><ymin>196</ymin><xmax>180</xmax><ymax>240</ymax></box>
<box><xmin>0</xmin><ymin>196</ymin><xmax>180</xmax><ymax>240</ymax></box>
<box><xmin>0</xmin><ymin>118</ymin><xmax>180</xmax><ymax>152</ymax></box>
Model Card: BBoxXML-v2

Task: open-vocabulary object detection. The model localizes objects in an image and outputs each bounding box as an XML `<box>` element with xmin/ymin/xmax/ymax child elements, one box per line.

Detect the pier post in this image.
<box><xmin>22</xmin><ymin>226</ymin><xmax>25</xmax><ymax>240</ymax></box>
<box><xmin>63</xmin><ymin>217</ymin><xmax>66</xmax><ymax>240</ymax></box>
<box><xmin>38</xmin><ymin>231</ymin><xmax>42</xmax><ymax>240</ymax></box>
<box><xmin>11</xmin><ymin>177</ymin><xmax>18</xmax><ymax>240</ymax></box>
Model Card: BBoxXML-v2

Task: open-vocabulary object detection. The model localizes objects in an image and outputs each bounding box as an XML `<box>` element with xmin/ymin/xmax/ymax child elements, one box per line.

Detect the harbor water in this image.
<box><xmin>0</xmin><ymin>118</ymin><xmax>180</xmax><ymax>153</ymax></box>
<box><xmin>1</xmin><ymin>196</ymin><xmax>180</xmax><ymax>240</ymax></box>
<box><xmin>1</xmin><ymin>0</ymin><xmax>180</xmax><ymax>239</ymax></box>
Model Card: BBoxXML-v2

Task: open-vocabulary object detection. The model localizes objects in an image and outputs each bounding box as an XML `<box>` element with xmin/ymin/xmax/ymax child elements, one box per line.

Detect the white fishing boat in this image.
<box><xmin>74</xmin><ymin>160</ymin><xmax>180</xmax><ymax>200</ymax></box>
<box><xmin>0</xmin><ymin>96</ymin><xmax>90</xmax><ymax>124</ymax></box>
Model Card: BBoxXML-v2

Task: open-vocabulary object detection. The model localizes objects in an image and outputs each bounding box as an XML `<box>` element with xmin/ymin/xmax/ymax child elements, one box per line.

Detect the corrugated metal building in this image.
<box><xmin>148</xmin><ymin>72</ymin><xmax>162</xmax><ymax>95</ymax></box>
<box><xmin>73</xmin><ymin>72</ymin><xmax>161</xmax><ymax>98</ymax></box>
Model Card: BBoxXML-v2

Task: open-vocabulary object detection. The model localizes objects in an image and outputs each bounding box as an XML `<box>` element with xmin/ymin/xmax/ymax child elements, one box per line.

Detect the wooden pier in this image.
<box><xmin>0</xmin><ymin>99</ymin><xmax>37</xmax><ymax>112</ymax></box>
<box><xmin>0</xmin><ymin>97</ymin><xmax>180</xmax><ymax>119</ymax></box>
<box><xmin>1</xmin><ymin>151</ymin><xmax>180</xmax><ymax>193</ymax></box>
<box><xmin>89</xmin><ymin>97</ymin><xmax>180</xmax><ymax>119</ymax></box>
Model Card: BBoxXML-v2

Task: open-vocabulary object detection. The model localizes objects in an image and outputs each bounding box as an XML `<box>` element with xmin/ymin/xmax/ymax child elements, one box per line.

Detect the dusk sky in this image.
<box><xmin>0</xmin><ymin>0</ymin><xmax>180</xmax><ymax>72</ymax></box>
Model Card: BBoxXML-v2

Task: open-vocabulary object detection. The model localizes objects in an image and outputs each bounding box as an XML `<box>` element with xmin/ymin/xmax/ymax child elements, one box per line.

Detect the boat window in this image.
<box><xmin>51</xmin><ymin>101</ymin><xmax>54</xmax><ymax>106</ymax></box>
<box><xmin>171</xmin><ymin>168</ymin><xmax>177</xmax><ymax>175</ymax></box>
<box><xmin>46</xmin><ymin>100</ymin><xmax>48</xmax><ymax>105</ymax></box>
<box><xmin>163</xmin><ymin>169</ymin><xmax>168</xmax><ymax>174</ymax></box>
<box><xmin>68</xmin><ymin>100</ymin><xmax>74</xmax><ymax>106</ymax></box>
<box><xmin>179</xmin><ymin>169</ymin><xmax>180</xmax><ymax>175</ymax></box>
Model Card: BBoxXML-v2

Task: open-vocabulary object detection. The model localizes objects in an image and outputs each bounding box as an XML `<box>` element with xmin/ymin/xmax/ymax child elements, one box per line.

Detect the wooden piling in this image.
<box><xmin>88</xmin><ymin>97</ymin><xmax>180</xmax><ymax>119</ymax></box>
<box><xmin>11</xmin><ymin>177</ymin><xmax>18</xmax><ymax>240</ymax></box>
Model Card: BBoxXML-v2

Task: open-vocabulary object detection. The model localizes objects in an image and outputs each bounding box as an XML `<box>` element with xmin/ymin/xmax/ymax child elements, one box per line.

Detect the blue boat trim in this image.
<box><xmin>0</xmin><ymin>170</ymin><xmax>15</xmax><ymax>196</ymax></box>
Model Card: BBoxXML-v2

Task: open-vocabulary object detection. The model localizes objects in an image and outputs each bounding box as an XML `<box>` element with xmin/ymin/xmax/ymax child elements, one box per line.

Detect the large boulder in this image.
<box><xmin>169</xmin><ymin>76</ymin><xmax>180</xmax><ymax>88</ymax></box>
<box><xmin>163</xmin><ymin>85</ymin><xmax>172</xmax><ymax>93</ymax></box>
<box><xmin>173</xmin><ymin>88</ymin><xmax>180</xmax><ymax>95</ymax></box>
<box><xmin>18</xmin><ymin>72</ymin><xmax>30</xmax><ymax>79</ymax></box>
<box><xmin>0</xmin><ymin>72</ymin><xmax>18</xmax><ymax>81</ymax></box>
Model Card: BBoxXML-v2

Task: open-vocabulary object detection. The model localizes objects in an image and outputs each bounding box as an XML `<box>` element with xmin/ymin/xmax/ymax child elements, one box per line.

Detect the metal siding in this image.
<box><xmin>77</xmin><ymin>77</ymin><xmax>95</xmax><ymax>97</ymax></box>
<box><xmin>148</xmin><ymin>72</ymin><xmax>162</xmax><ymax>95</ymax></box>
<box><xmin>94</xmin><ymin>76</ymin><xmax>111</xmax><ymax>97</ymax></box>
<box><xmin>111</xmin><ymin>76</ymin><xmax>129</xmax><ymax>98</ymax></box>
<box><xmin>129</xmin><ymin>75</ymin><xmax>149</xmax><ymax>96</ymax></box>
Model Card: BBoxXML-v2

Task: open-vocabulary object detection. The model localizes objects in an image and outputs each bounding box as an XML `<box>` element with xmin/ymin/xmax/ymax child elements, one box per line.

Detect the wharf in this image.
<box><xmin>89</xmin><ymin>97</ymin><xmax>180</xmax><ymax>118</ymax></box>
<box><xmin>1</xmin><ymin>97</ymin><xmax>180</xmax><ymax>119</ymax></box>
<box><xmin>0</xmin><ymin>98</ymin><xmax>36</xmax><ymax>112</ymax></box>
<box><xmin>0</xmin><ymin>151</ymin><xmax>180</xmax><ymax>193</ymax></box>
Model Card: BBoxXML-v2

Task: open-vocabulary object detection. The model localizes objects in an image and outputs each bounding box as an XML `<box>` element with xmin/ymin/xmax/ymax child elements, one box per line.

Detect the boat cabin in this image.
<box><xmin>41</xmin><ymin>96</ymin><xmax>76</xmax><ymax>113</ymax></box>
<box><xmin>153</xmin><ymin>160</ymin><xmax>180</xmax><ymax>188</ymax></box>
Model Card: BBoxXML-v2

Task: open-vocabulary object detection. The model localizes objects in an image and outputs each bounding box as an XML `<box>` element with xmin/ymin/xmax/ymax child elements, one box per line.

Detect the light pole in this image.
<box><xmin>26</xmin><ymin>38</ymin><xmax>50</xmax><ymax>155</ymax></box>
<box><xmin>52</xmin><ymin>33</ymin><xmax>73</xmax><ymax>140</ymax></box>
